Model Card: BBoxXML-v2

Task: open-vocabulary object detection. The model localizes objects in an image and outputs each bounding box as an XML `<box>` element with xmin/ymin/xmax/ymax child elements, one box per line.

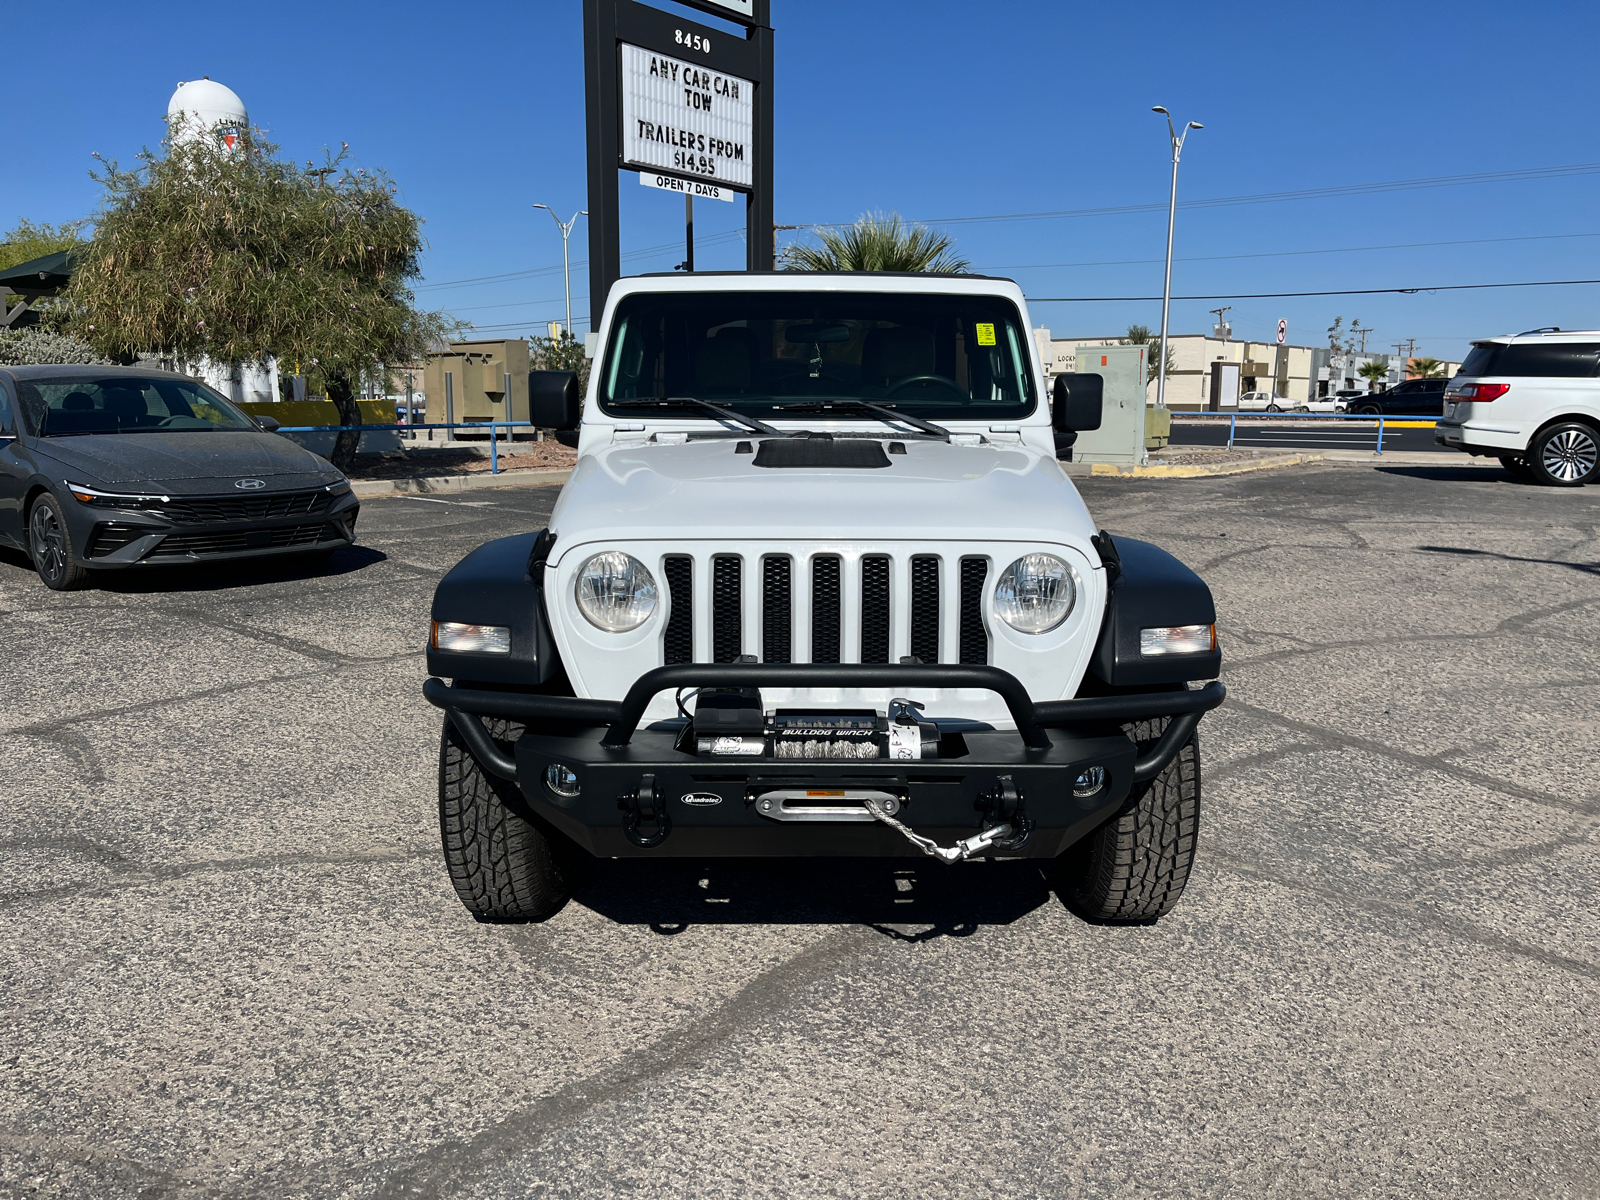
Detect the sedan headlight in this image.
<box><xmin>994</xmin><ymin>553</ymin><xmax>1077</xmax><ymax>634</ymax></box>
<box><xmin>575</xmin><ymin>551</ymin><xmax>658</xmax><ymax>632</ymax></box>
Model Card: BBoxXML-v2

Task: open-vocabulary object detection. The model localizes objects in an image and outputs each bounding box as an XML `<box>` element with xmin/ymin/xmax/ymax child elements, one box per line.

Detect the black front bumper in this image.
<box><xmin>424</xmin><ymin>663</ymin><xmax>1225</xmax><ymax>859</ymax></box>
<box><xmin>66</xmin><ymin>490</ymin><xmax>361</xmax><ymax>568</ymax></box>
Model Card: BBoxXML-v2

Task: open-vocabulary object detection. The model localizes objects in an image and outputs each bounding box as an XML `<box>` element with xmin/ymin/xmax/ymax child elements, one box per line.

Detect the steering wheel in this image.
<box><xmin>884</xmin><ymin>374</ymin><xmax>965</xmax><ymax>398</ymax></box>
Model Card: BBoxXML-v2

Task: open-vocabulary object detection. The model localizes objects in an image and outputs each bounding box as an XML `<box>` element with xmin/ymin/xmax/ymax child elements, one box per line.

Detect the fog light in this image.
<box><xmin>432</xmin><ymin>621</ymin><xmax>511</xmax><ymax>654</ymax></box>
<box><xmin>1073</xmin><ymin>766</ymin><xmax>1106</xmax><ymax>798</ymax></box>
<box><xmin>1139</xmin><ymin>624</ymin><xmax>1216</xmax><ymax>656</ymax></box>
<box><xmin>544</xmin><ymin>763</ymin><xmax>581</xmax><ymax>798</ymax></box>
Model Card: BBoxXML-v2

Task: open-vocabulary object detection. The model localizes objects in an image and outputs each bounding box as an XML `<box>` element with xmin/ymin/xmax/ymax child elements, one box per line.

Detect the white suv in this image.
<box><xmin>1437</xmin><ymin>329</ymin><xmax>1600</xmax><ymax>485</ymax></box>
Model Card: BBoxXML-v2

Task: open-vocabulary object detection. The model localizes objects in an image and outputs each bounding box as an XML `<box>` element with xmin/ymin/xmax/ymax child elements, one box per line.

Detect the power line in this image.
<box><xmin>417</xmin><ymin>230</ymin><xmax>745</xmax><ymax>292</ymax></box>
<box><xmin>979</xmin><ymin>230</ymin><xmax>1600</xmax><ymax>272</ymax></box>
<box><xmin>796</xmin><ymin>161</ymin><xmax>1600</xmax><ymax>232</ymax></box>
<box><xmin>1030</xmin><ymin>277</ymin><xmax>1600</xmax><ymax>302</ymax></box>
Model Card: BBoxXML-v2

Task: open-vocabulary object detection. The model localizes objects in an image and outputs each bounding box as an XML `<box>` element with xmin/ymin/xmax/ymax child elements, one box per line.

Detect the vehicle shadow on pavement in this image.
<box><xmin>0</xmin><ymin>544</ymin><xmax>387</xmax><ymax>593</ymax></box>
<box><xmin>1375</xmin><ymin>465</ymin><xmax>1527</xmax><ymax>484</ymax></box>
<box><xmin>571</xmin><ymin>856</ymin><xmax>1055</xmax><ymax>942</ymax></box>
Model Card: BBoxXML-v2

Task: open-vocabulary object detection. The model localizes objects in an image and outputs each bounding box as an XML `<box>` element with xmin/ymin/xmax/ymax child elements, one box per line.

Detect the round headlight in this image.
<box><xmin>575</xmin><ymin>551</ymin><xmax>658</xmax><ymax>632</ymax></box>
<box><xmin>994</xmin><ymin>553</ymin><xmax>1077</xmax><ymax>634</ymax></box>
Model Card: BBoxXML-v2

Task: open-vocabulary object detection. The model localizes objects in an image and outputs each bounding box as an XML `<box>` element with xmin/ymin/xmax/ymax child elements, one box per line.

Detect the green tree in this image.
<box><xmin>0</xmin><ymin>218</ymin><xmax>86</xmax><ymax>274</ymax></box>
<box><xmin>1409</xmin><ymin>357</ymin><xmax>1446</xmax><ymax>378</ymax></box>
<box><xmin>1358</xmin><ymin>359</ymin><xmax>1390</xmax><ymax>389</ymax></box>
<box><xmin>529</xmin><ymin>328</ymin><xmax>591</xmax><ymax>393</ymax></box>
<box><xmin>783</xmin><ymin>212</ymin><xmax>969</xmax><ymax>273</ymax></box>
<box><xmin>68</xmin><ymin>128</ymin><xmax>454</xmax><ymax>468</ymax></box>
<box><xmin>1118</xmin><ymin>323</ymin><xmax>1176</xmax><ymax>385</ymax></box>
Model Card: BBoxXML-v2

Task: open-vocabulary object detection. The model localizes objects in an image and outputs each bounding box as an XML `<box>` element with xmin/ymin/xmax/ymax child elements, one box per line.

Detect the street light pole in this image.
<box><xmin>1151</xmin><ymin>107</ymin><xmax>1202</xmax><ymax>410</ymax></box>
<box><xmin>533</xmin><ymin>205</ymin><xmax>587</xmax><ymax>339</ymax></box>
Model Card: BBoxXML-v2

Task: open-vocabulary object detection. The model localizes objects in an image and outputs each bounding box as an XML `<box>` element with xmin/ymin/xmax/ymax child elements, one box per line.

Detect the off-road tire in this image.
<box><xmin>438</xmin><ymin>715</ymin><xmax>576</xmax><ymax>922</ymax></box>
<box><xmin>1057</xmin><ymin>715</ymin><xmax>1201</xmax><ymax>923</ymax></box>
<box><xmin>1528</xmin><ymin>421</ymin><xmax>1599</xmax><ymax>487</ymax></box>
<box><xmin>28</xmin><ymin>493</ymin><xmax>91</xmax><ymax>591</ymax></box>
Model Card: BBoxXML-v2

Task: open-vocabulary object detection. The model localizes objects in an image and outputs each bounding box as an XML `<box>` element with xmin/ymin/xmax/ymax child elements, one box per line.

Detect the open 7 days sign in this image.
<box><xmin>620</xmin><ymin>43</ymin><xmax>754</xmax><ymax>190</ymax></box>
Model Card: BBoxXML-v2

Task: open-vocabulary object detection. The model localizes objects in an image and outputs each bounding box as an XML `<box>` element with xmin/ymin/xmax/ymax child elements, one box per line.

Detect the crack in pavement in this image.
<box><xmin>1221</xmin><ymin>697</ymin><xmax>1599</xmax><ymax>815</ymax></box>
<box><xmin>2</xmin><ymin>649</ymin><xmax>423</xmax><ymax>740</ymax></box>
<box><xmin>363</xmin><ymin>925</ymin><xmax>881</xmax><ymax>1200</ymax></box>
<box><xmin>0</xmin><ymin>844</ymin><xmax>436</xmax><ymax>910</ymax></box>
<box><xmin>1208</xmin><ymin>849</ymin><xmax>1600</xmax><ymax>983</ymax></box>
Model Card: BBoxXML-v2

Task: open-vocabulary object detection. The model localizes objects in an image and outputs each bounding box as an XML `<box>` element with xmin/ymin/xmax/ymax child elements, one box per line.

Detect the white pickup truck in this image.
<box><xmin>423</xmin><ymin>272</ymin><xmax>1224</xmax><ymax>924</ymax></box>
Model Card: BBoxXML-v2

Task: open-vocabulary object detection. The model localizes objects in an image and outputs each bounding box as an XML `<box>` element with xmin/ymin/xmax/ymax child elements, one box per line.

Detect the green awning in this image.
<box><xmin>0</xmin><ymin>248</ymin><xmax>80</xmax><ymax>295</ymax></box>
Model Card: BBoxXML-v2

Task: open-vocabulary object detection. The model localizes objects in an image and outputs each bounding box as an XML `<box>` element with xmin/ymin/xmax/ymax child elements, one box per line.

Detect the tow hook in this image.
<box><xmin>857</xmin><ymin>777</ymin><xmax>1031</xmax><ymax>864</ymax></box>
<box><xmin>620</xmin><ymin>773</ymin><xmax>671</xmax><ymax>848</ymax></box>
<box><xmin>976</xmin><ymin>775</ymin><xmax>1033</xmax><ymax>851</ymax></box>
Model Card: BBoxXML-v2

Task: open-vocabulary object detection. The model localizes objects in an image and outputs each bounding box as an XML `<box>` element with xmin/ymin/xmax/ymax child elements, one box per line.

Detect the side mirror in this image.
<box><xmin>254</xmin><ymin>413</ymin><xmax>282</xmax><ymax>433</ymax></box>
<box><xmin>530</xmin><ymin>370</ymin><xmax>580</xmax><ymax>431</ymax></box>
<box><xmin>1052</xmin><ymin>373</ymin><xmax>1103</xmax><ymax>432</ymax></box>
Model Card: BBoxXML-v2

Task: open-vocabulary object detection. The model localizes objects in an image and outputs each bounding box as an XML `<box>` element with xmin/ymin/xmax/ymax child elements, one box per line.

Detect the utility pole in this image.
<box><xmin>1209</xmin><ymin>306</ymin><xmax>1232</xmax><ymax>342</ymax></box>
<box><xmin>1151</xmin><ymin>107</ymin><xmax>1203</xmax><ymax>410</ymax></box>
<box><xmin>1357</xmin><ymin>326</ymin><xmax>1373</xmax><ymax>354</ymax></box>
<box><xmin>533</xmin><ymin>205</ymin><xmax>587</xmax><ymax>338</ymax></box>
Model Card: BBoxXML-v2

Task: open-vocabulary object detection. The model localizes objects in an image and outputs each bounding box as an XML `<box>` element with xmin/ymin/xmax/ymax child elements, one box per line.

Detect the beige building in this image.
<box><xmin>423</xmin><ymin>339</ymin><xmax>531</xmax><ymax>429</ymax></box>
<box><xmin>1043</xmin><ymin>332</ymin><xmax>1316</xmax><ymax>410</ymax></box>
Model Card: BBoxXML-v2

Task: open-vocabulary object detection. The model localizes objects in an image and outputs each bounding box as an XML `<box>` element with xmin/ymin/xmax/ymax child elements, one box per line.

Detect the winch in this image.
<box><xmin>689</xmin><ymin>689</ymin><xmax>942</xmax><ymax>761</ymax></box>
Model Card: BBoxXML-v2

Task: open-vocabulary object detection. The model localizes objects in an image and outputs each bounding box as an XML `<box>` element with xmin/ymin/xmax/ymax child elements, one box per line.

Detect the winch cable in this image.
<box><xmin>859</xmin><ymin>797</ymin><xmax>1014</xmax><ymax>865</ymax></box>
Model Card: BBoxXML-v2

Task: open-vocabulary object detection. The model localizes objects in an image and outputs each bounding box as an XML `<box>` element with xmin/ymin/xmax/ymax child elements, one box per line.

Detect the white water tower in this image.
<box><xmin>167</xmin><ymin>78</ymin><xmax>247</xmax><ymax>150</ymax></box>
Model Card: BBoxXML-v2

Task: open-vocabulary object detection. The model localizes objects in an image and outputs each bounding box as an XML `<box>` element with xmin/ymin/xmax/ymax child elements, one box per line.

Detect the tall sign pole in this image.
<box><xmin>584</xmin><ymin>0</ymin><xmax>774</xmax><ymax>332</ymax></box>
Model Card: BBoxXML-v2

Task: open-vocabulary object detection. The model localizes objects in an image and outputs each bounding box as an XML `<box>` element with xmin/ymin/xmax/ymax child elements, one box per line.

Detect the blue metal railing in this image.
<box><xmin>273</xmin><ymin>420</ymin><xmax>541</xmax><ymax>473</ymax></box>
<box><xmin>1202</xmin><ymin>411</ymin><xmax>1439</xmax><ymax>455</ymax></box>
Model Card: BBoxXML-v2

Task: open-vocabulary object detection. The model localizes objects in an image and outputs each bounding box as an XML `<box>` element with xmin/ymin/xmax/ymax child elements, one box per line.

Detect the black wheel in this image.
<box><xmin>28</xmin><ymin>493</ymin><xmax>90</xmax><ymax>591</ymax></box>
<box><xmin>1528</xmin><ymin>422</ymin><xmax>1599</xmax><ymax>487</ymax></box>
<box><xmin>1057</xmin><ymin>715</ymin><xmax>1200</xmax><ymax>923</ymax></box>
<box><xmin>438</xmin><ymin>715</ymin><xmax>578</xmax><ymax>922</ymax></box>
<box><xmin>1357</xmin><ymin>402</ymin><xmax>1383</xmax><ymax>416</ymax></box>
<box><xmin>1498</xmin><ymin>454</ymin><xmax>1532</xmax><ymax>478</ymax></box>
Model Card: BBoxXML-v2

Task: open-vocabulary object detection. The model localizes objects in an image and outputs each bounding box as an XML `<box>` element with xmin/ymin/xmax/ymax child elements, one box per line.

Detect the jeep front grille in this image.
<box><xmin>661</xmin><ymin>551</ymin><xmax>989</xmax><ymax>666</ymax></box>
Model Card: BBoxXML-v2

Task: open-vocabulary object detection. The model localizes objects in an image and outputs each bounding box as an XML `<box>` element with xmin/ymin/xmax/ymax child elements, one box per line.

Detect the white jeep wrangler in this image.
<box><xmin>423</xmin><ymin>272</ymin><xmax>1224</xmax><ymax>923</ymax></box>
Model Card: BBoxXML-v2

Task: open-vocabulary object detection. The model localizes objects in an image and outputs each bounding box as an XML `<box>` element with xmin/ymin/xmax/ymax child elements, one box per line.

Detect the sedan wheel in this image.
<box><xmin>1531</xmin><ymin>423</ymin><xmax>1600</xmax><ymax>487</ymax></box>
<box><xmin>28</xmin><ymin>494</ymin><xmax>91</xmax><ymax>591</ymax></box>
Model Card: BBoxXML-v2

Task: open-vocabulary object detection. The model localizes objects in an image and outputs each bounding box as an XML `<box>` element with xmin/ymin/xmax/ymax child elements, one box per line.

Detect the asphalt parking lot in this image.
<box><xmin>3</xmin><ymin>461</ymin><xmax>1598</xmax><ymax>1199</ymax></box>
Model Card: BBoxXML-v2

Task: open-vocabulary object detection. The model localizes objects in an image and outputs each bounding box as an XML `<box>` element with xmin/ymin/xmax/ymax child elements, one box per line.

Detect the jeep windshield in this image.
<box><xmin>598</xmin><ymin>290</ymin><xmax>1038</xmax><ymax>424</ymax></box>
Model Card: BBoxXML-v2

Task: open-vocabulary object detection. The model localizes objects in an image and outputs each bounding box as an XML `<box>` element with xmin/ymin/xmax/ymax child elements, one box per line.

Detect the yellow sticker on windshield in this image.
<box><xmin>975</xmin><ymin>323</ymin><xmax>997</xmax><ymax>346</ymax></box>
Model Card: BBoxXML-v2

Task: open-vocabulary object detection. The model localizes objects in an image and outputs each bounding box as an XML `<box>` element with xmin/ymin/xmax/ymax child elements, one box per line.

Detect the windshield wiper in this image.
<box><xmin>608</xmin><ymin>397</ymin><xmax>786</xmax><ymax>438</ymax></box>
<box><xmin>772</xmin><ymin>400</ymin><xmax>950</xmax><ymax>442</ymax></box>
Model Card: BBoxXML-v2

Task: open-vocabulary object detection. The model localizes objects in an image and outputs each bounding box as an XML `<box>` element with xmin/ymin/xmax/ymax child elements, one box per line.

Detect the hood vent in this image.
<box><xmin>752</xmin><ymin>436</ymin><xmax>891</xmax><ymax>470</ymax></box>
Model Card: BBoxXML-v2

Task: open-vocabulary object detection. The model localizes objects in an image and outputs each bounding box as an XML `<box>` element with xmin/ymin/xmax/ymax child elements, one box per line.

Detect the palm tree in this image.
<box><xmin>1358</xmin><ymin>360</ymin><xmax>1390</xmax><ymax>390</ymax></box>
<box><xmin>1409</xmin><ymin>357</ymin><xmax>1446</xmax><ymax>379</ymax></box>
<box><xmin>784</xmin><ymin>212</ymin><xmax>969</xmax><ymax>273</ymax></box>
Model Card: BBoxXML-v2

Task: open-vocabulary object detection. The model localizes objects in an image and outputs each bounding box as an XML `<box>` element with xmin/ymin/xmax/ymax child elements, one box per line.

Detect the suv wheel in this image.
<box><xmin>1530</xmin><ymin>422</ymin><xmax>1599</xmax><ymax>487</ymax></box>
<box><xmin>28</xmin><ymin>494</ymin><xmax>90</xmax><ymax>591</ymax></box>
<box><xmin>1356</xmin><ymin>402</ymin><xmax>1383</xmax><ymax>416</ymax></box>
<box><xmin>438</xmin><ymin>715</ymin><xmax>580</xmax><ymax>922</ymax></box>
<box><xmin>1056</xmin><ymin>715</ymin><xmax>1201</xmax><ymax>923</ymax></box>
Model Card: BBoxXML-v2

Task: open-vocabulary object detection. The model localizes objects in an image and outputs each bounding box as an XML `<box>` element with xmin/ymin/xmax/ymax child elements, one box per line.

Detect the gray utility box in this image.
<box><xmin>1070</xmin><ymin>344</ymin><xmax>1148</xmax><ymax>467</ymax></box>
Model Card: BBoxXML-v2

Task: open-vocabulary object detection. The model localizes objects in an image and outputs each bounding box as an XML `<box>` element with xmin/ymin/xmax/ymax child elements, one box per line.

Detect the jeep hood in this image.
<box><xmin>548</xmin><ymin>438</ymin><xmax>1097</xmax><ymax>550</ymax></box>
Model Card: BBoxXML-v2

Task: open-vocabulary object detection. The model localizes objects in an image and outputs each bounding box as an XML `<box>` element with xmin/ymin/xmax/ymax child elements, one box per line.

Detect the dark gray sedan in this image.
<box><xmin>0</xmin><ymin>365</ymin><xmax>359</xmax><ymax>590</ymax></box>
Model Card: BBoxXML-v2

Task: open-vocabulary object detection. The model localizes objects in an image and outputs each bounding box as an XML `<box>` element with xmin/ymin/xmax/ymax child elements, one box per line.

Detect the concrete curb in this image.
<box><xmin>351</xmin><ymin>468</ymin><xmax>572</xmax><ymax>499</ymax></box>
<box><xmin>1082</xmin><ymin>453</ymin><xmax>1323</xmax><ymax>479</ymax></box>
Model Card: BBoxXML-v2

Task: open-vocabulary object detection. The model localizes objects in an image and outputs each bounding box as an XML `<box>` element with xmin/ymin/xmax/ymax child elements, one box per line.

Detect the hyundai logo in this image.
<box><xmin>679</xmin><ymin>792</ymin><xmax>723</xmax><ymax>807</ymax></box>
<box><xmin>234</xmin><ymin>478</ymin><xmax>267</xmax><ymax>490</ymax></box>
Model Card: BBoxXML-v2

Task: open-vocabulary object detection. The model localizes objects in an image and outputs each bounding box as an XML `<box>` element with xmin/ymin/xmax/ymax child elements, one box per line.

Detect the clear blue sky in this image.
<box><xmin>6</xmin><ymin>0</ymin><xmax>1598</xmax><ymax>360</ymax></box>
